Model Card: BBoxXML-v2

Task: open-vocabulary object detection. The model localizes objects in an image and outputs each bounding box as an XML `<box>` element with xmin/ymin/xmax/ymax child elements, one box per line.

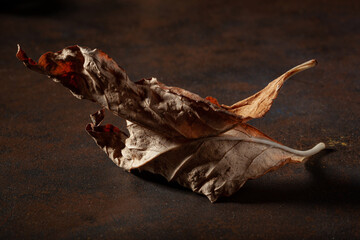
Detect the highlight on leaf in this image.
<box><xmin>17</xmin><ymin>45</ymin><xmax>325</xmax><ymax>202</ymax></box>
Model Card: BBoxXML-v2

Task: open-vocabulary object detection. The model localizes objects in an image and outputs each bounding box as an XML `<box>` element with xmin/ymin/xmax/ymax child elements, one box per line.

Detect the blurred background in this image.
<box><xmin>1</xmin><ymin>0</ymin><xmax>359</xmax><ymax>239</ymax></box>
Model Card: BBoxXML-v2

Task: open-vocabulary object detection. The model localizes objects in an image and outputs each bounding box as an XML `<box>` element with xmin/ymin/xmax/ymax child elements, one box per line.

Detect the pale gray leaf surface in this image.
<box><xmin>86</xmin><ymin>110</ymin><xmax>324</xmax><ymax>202</ymax></box>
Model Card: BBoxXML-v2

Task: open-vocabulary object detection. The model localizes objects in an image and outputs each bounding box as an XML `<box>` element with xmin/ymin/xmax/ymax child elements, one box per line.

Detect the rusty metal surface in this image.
<box><xmin>1</xmin><ymin>0</ymin><xmax>359</xmax><ymax>239</ymax></box>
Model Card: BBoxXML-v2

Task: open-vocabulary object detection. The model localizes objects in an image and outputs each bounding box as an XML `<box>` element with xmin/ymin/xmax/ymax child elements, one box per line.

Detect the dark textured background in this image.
<box><xmin>1</xmin><ymin>0</ymin><xmax>360</xmax><ymax>239</ymax></box>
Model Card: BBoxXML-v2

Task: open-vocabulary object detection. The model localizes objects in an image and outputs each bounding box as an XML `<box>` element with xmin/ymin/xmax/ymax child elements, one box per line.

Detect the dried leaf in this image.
<box><xmin>17</xmin><ymin>45</ymin><xmax>325</xmax><ymax>202</ymax></box>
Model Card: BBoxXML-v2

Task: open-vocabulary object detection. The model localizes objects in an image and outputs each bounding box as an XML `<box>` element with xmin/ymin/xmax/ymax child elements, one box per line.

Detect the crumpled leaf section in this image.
<box><xmin>16</xmin><ymin>45</ymin><xmax>242</xmax><ymax>139</ymax></box>
<box><xmin>17</xmin><ymin>45</ymin><xmax>325</xmax><ymax>202</ymax></box>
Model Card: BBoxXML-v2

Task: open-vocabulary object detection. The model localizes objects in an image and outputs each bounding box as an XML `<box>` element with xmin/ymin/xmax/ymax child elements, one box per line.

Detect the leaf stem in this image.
<box><xmin>206</xmin><ymin>136</ymin><xmax>325</xmax><ymax>157</ymax></box>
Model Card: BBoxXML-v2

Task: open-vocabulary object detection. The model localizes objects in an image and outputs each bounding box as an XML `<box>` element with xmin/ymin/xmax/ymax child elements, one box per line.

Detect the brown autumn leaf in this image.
<box><xmin>16</xmin><ymin>45</ymin><xmax>325</xmax><ymax>202</ymax></box>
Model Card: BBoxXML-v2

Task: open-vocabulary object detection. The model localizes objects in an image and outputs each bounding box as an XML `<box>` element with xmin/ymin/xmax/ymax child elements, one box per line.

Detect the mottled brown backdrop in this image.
<box><xmin>1</xmin><ymin>0</ymin><xmax>359</xmax><ymax>239</ymax></box>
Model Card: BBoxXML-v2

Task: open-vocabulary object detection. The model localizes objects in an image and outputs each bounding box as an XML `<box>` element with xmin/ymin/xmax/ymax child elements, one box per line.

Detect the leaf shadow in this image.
<box><xmin>132</xmin><ymin>149</ymin><xmax>360</xmax><ymax>205</ymax></box>
<box><xmin>222</xmin><ymin>149</ymin><xmax>360</xmax><ymax>204</ymax></box>
<box><xmin>132</xmin><ymin>169</ymin><xmax>192</xmax><ymax>193</ymax></box>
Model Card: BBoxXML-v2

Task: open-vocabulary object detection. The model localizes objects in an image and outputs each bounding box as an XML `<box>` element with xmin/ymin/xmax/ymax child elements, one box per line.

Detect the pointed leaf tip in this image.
<box><xmin>225</xmin><ymin>60</ymin><xmax>319</xmax><ymax>121</ymax></box>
